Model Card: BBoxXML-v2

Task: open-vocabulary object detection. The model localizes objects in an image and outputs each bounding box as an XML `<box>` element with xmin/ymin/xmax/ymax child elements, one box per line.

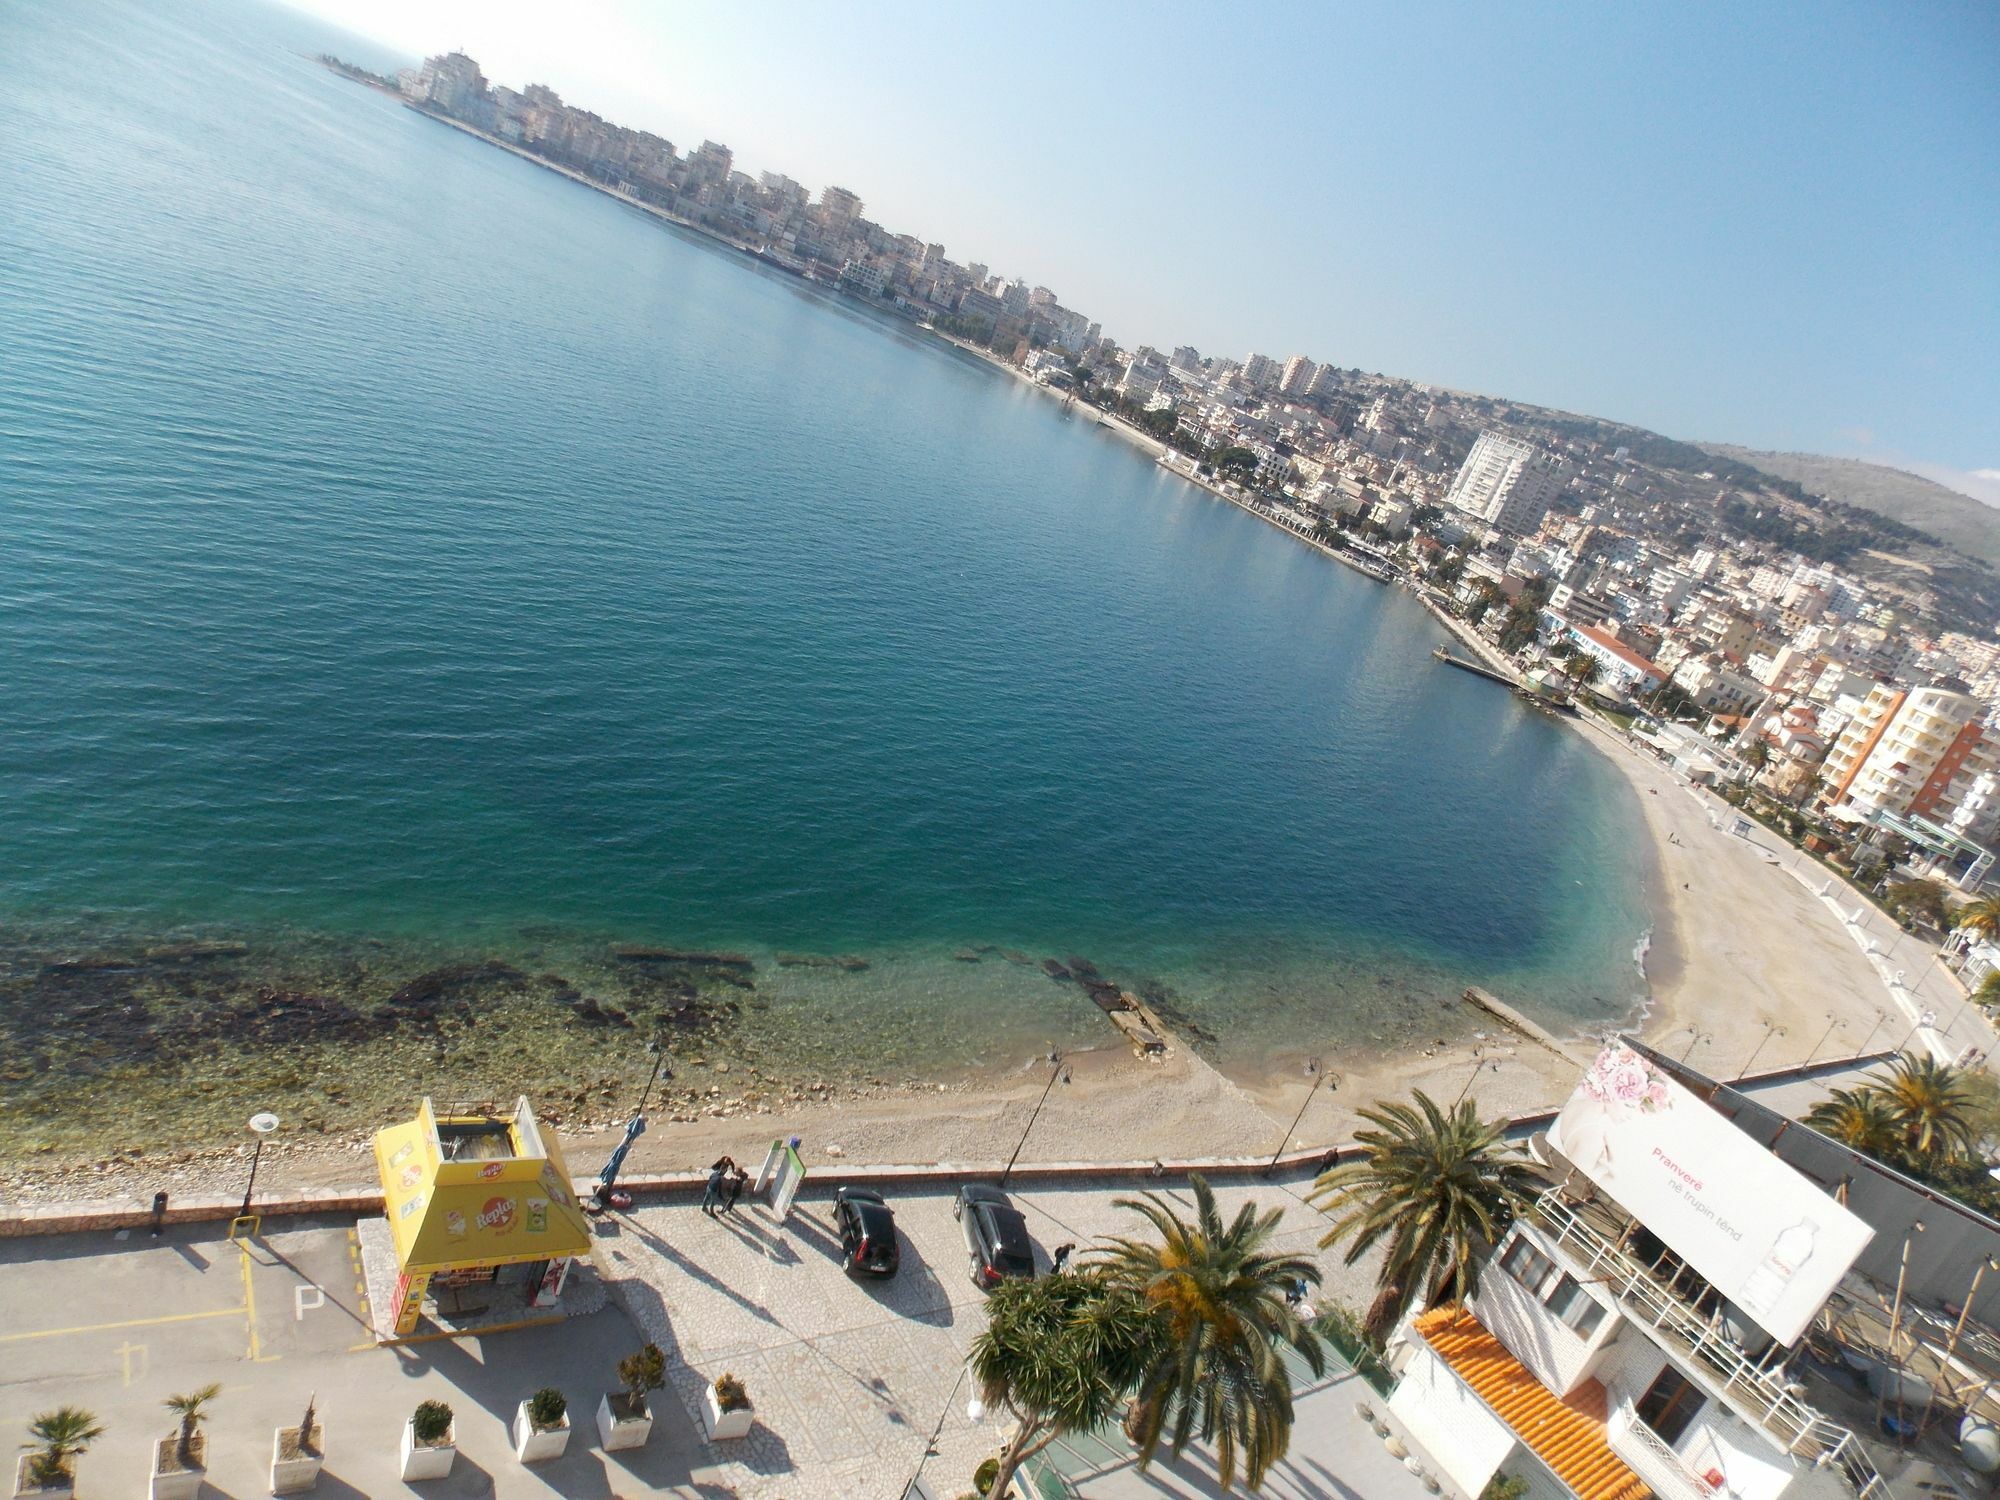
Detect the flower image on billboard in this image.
<box><xmin>1550</xmin><ymin>1042</ymin><xmax>1873</xmax><ymax>1346</ymax></box>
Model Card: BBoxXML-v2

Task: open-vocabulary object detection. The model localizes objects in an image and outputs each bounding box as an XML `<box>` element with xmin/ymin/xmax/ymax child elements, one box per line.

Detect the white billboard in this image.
<box><xmin>1549</xmin><ymin>1042</ymin><xmax>1872</xmax><ymax>1345</ymax></box>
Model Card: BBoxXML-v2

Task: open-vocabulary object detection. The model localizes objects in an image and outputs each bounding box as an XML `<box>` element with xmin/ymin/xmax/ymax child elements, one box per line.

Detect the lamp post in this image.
<box><xmin>1678</xmin><ymin>1026</ymin><xmax>1712</xmax><ymax>1063</ymax></box>
<box><xmin>1000</xmin><ymin>1051</ymin><xmax>1070</xmax><ymax>1187</ymax></box>
<box><xmin>239</xmin><ymin>1111</ymin><xmax>280</xmax><ymax>1219</ymax></box>
<box><xmin>1855</xmin><ymin>1007</ymin><xmax>1889</xmax><ymax>1058</ymax></box>
<box><xmin>1738</xmin><ymin>1022</ymin><xmax>1785</xmax><ymax>1080</ymax></box>
<box><xmin>596</xmin><ymin>1040</ymin><xmax>672</xmax><ymax>1208</ymax></box>
<box><xmin>1802</xmin><ymin>1012</ymin><xmax>1842</xmax><ymax>1069</ymax></box>
<box><xmin>1265</xmin><ymin>1059</ymin><xmax>1332</xmax><ymax>1173</ymax></box>
<box><xmin>1454</xmin><ymin>1055</ymin><xmax>1498</xmax><ymax>1107</ymax></box>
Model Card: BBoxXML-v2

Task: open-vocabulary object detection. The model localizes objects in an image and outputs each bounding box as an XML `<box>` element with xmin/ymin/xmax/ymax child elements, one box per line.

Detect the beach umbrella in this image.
<box><xmin>597</xmin><ymin>1112</ymin><xmax>648</xmax><ymax>1196</ymax></box>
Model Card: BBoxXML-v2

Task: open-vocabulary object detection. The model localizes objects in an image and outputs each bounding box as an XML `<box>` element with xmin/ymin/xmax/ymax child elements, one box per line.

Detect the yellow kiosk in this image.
<box><xmin>373</xmin><ymin>1096</ymin><xmax>593</xmax><ymax>1336</ymax></box>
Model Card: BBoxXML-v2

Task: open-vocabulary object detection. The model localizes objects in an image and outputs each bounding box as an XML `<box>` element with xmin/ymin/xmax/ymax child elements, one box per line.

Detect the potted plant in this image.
<box><xmin>15</xmin><ymin>1408</ymin><xmax>104</xmax><ymax>1498</ymax></box>
<box><xmin>511</xmin><ymin>1389</ymin><xmax>570</xmax><ymax>1464</ymax></box>
<box><xmin>399</xmin><ymin>1401</ymin><xmax>455</xmax><ymax>1482</ymax></box>
<box><xmin>597</xmin><ymin>1343</ymin><xmax>666</xmax><ymax>1451</ymax></box>
<box><xmin>700</xmin><ymin>1373</ymin><xmax>753</xmax><ymax>1441</ymax></box>
<box><xmin>151</xmin><ymin>1385</ymin><xmax>218</xmax><ymax>1500</ymax></box>
<box><xmin>270</xmin><ymin>1393</ymin><xmax>324</xmax><ymax>1494</ymax></box>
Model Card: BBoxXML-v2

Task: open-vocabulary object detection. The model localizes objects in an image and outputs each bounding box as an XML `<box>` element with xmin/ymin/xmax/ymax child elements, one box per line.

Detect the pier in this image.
<box><xmin>1432</xmin><ymin>645</ymin><xmax>1518</xmax><ymax>687</ymax></box>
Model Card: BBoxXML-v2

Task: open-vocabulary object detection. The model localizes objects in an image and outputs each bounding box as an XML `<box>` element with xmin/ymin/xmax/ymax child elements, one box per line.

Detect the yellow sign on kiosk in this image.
<box><xmin>372</xmin><ymin>1097</ymin><xmax>592</xmax><ymax>1334</ymax></box>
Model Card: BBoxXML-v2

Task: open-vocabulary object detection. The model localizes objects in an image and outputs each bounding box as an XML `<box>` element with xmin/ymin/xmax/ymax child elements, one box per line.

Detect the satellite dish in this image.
<box><xmin>248</xmin><ymin>1112</ymin><xmax>281</xmax><ymax>1135</ymax></box>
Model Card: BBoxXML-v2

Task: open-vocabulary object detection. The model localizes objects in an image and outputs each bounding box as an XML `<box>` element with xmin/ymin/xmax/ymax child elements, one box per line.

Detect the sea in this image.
<box><xmin>0</xmin><ymin>0</ymin><xmax>1655</xmax><ymax>1154</ymax></box>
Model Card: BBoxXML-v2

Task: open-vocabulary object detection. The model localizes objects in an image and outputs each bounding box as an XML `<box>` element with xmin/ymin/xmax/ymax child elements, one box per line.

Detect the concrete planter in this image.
<box><xmin>270</xmin><ymin>1424</ymin><xmax>325</xmax><ymax>1494</ymax></box>
<box><xmin>596</xmin><ymin>1394</ymin><xmax>653</xmax><ymax>1452</ymax></box>
<box><xmin>150</xmin><ymin>1437</ymin><xmax>206</xmax><ymax>1500</ymax></box>
<box><xmin>398</xmin><ymin>1419</ymin><xmax>456</xmax><ymax>1482</ymax></box>
<box><xmin>701</xmin><ymin>1384</ymin><xmax>754</xmax><ymax>1441</ymax></box>
<box><xmin>13</xmin><ymin>1454</ymin><xmax>73</xmax><ymax>1499</ymax></box>
<box><xmin>511</xmin><ymin>1403</ymin><xmax>571</xmax><ymax>1464</ymax></box>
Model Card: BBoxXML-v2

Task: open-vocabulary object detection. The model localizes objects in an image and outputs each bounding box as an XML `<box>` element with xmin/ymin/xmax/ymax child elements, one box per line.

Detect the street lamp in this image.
<box><xmin>1266</xmin><ymin>1059</ymin><xmax>1333</xmax><ymax>1173</ymax></box>
<box><xmin>1855</xmin><ymin>1007</ymin><xmax>1889</xmax><ymax>1058</ymax></box>
<box><xmin>1802</xmin><ymin>1012</ymin><xmax>1842</xmax><ymax>1069</ymax></box>
<box><xmin>1000</xmin><ymin>1051</ymin><xmax>1070</xmax><ymax>1187</ymax></box>
<box><xmin>239</xmin><ymin>1111</ymin><xmax>280</xmax><ymax>1219</ymax></box>
<box><xmin>1738</xmin><ymin>1022</ymin><xmax>1785</xmax><ymax>1080</ymax></box>
<box><xmin>596</xmin><ymin>1040</ymin><xmax>672</xmax><ymax>1208</ymax></box>
<box><xmin>1678</xmin><ymin>1026</ymin><xmax>1712</xmax><ymax>1063</ymax></box>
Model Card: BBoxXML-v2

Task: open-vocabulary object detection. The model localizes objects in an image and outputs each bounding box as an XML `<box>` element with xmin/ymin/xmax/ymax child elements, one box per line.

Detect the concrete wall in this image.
<box><xmin>1472</xmin><ymin>1224</ymin><xmax>1623</xmax><ymax>1398</ymax></box>
<box><xmin>1391</xmin><ymin>1345</ymin><xmax>1517</xmax><ymax>1497</ymax></box>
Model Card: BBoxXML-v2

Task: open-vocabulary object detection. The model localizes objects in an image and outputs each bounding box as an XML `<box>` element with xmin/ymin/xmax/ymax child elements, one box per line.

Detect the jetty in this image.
<box><xmin>1432</xmin><ymin>645</ymin><xmax>1517</xmax><ymax>687</ymax></box>
<box><xmin>1462</xmin><ymin>986</ymin><xmax>1587</xmax><ymax>1066</ymax></box>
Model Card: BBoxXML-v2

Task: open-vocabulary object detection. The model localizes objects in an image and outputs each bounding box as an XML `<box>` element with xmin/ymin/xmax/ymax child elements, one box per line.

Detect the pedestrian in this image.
<box><xmin>724</xmin><ymin>1165</ymin><xmax>749</xmax><ymax>1214</ymax></box>
<box><xmin>1051</xmin><ymin>1242</ymin><xmax>1076</xmax><ymax>1274</ymax></box>
<box><xmin>702</xmin><ymin>1155</ymin><xmax>733</xmax><ymax>1217</ymax></box>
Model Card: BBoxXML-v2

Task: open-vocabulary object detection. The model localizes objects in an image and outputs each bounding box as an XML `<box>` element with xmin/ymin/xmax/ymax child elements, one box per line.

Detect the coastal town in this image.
<box><xmin>343</xmin><ymin>49</ymin><xmax>2000</xmax><ymax>902</ymax></box>
<box><xmin>4</xmin><ymin>30</ymin><xmax>1998</xmax><ymax>1500</ymax></box>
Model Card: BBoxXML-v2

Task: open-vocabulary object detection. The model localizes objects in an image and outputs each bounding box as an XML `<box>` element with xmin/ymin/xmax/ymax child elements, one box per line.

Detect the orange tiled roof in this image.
<box><xmin>1414</xmin><ymin>1307</ymin><xmax>1651</xmax><ymax>1500</ymax></box>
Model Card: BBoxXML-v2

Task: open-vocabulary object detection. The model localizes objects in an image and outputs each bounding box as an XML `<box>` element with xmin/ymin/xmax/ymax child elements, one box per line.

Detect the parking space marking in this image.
<box><xmin>117</xmin><ymin>1340</ymin><xmax>148</xmax><ymax>1386</ymax></box>
<box><xmin>0</xmin><ymin>1306</ymin><xmax>242</xmax><ymax>1344</ymax></box>
<box><xmin>294</xmin><ymin>1285</ymin><xmax>325</xmax><ymax>1320</ymax></box>
<box><xmin>239</xmin><ymin>1242</ymin><xmax>266</xmax><ymax>1361</ymax></box>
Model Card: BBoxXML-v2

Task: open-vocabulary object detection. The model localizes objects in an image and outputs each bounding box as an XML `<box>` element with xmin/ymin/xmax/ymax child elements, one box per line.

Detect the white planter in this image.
<box><xmin>398</xmin><ymin>1420</ymin><xmax>456</xmax><ymax>1482</ymax></box>
<box><xmin>150</xmin><ymin>1438</ymin><xmax>206</xmax><ymax>1500</ymax></box>
<box><xmin>270</xmin><ymin>1425</ymin><xmax>325</xmax><ymax>1494</ymax></box>
<box><xmin>14</xmin><ymin>1453</ymin><xmax>73</xmax><ymax>1499</ymax></box>
<box><xmin>595</xmin><ymin>1393</ymin><xmax>653</xmax><ymax>1451</ymax></box>
<box><xmin>700</xmin><ymin>1384</ymin><xmax>754</xmax><ymax>1441</ymax></box>
<box><xmin>511</xmin><ymin>1402</ymin><xmax>571</xmax><ymax>1464</ymax></box>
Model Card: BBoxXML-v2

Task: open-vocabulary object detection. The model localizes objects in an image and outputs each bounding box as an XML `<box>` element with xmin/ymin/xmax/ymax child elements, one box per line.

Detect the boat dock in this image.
<box><xmin>1432</xmin><ymin>645</ymin><xmax>1517</xmax><ymax>687</ymax></box>
<box><xmin>1462</xmin><ymin>986</ymin><xmax>1588</xmax><ymax>1066</ymax></box>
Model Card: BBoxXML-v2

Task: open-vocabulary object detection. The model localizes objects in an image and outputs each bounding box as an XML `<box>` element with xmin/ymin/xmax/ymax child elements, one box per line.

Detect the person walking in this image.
<box><xmin>702</xmin><ymin>1156</ymin><xmax>733</xmax><ymax>1217</ymax></box>
<box><xmin>1050</xmin><ymin>1242</ymin><xmax>1076</xmax><ymax>1274</ymax></box>
<box><xmin>723</xmin><ymin>1164</ymin><xmax>749</xmax><ymax>1215</ymax></box>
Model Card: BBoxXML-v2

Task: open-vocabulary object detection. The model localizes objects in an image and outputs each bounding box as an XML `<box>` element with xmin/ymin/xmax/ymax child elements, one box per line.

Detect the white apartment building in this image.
<box><xmin>1387</xmin><ymin>1040</ymin><xmax>2000</xmax><ymax>1500</ymax></box>
<box><xmin>1820</xmin><ymin>681</ymin><xmax>1997</xmax><ymax>823</ymax></box>
<box><xmin>1279</xmin><ymin>354</ymin><xmax>1318</xmax><ymax>396</ymax></box>
<box><xmin>1241</xmin><ymin>352</ymin><xmax>1282</xmax><ymax>389</ymax></box>
<box><xmin>1446</xmin><ymin>432</ymin><xmax>1566</xmax><ymax>538</ymax></box>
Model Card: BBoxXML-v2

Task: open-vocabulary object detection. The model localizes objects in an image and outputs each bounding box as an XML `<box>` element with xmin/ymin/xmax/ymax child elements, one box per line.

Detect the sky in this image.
<box><xmin>290</xmin><ymin>0</ymin><xmax>1999</xmax><ymax>494</ymax></box>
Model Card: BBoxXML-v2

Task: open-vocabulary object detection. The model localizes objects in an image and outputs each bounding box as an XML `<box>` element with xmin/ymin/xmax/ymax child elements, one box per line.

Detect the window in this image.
<box><xmin>1636</xmin><ymin>1366</ymin><xmax>1706</xmax><ymax>1447</ymax></box>
<box><xmin>1500</xmin><ymin>1235</ymin><xmax>1556</xmax><ymax>1294</ymax></box>
<box><xmin>1543</xmin><ymin>1274</ymin><xmax>1606</xmax><ymax>1339</ymax></box>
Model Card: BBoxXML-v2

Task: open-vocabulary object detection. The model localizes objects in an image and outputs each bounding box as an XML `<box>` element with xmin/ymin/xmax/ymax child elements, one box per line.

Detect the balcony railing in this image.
<box><xmin>1605</xmin><ymin>1394</ymin><xmax>1716</xmax><ymax>1500</ymax></box>
<box><xmin>1530</xmin><ymin>1194</ymin><xmax>1889</xmax><ymax>1500</ymax></box>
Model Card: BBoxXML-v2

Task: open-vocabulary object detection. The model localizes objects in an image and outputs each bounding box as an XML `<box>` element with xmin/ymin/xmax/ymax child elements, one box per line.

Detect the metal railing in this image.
<box><xmin>1605</xmin><ymin>1393</ymin><xmax>1718</xmax><ymax>1500</ymax></box>
<box><xmin>1531</xmin><ymin>1194</ymin><xmax>1888</xmax><ymax>1500</ymax></box>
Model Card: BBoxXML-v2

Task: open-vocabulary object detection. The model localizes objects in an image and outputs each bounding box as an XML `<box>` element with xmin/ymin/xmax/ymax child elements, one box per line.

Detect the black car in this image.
<box><xmin>953</xmin><ymin>1183</ymin><xmax>1036</xmax><ymax>1290</ymax></box>
<box><xmin>833</xmin><ymin>1187</ymin><xmax>900</xmax><ymax>1277</ymax></box>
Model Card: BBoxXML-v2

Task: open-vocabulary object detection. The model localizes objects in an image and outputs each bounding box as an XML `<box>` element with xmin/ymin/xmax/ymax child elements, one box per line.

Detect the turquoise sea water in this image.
<box><xmin>0</xmin><ymin>0</ymin><xmax>1653</xmax><ymax>1134</ymax></box>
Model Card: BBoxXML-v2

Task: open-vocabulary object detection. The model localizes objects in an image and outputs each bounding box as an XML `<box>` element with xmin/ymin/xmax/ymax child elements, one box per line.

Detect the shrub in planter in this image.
<box><xmin>701</xmin><ymin>1374</ymin><xmax>753</xmax><ymax>1441</ymax></box>
<box><xmin>399</xmin><ymin>1401</ymin><xmax>456</xmax><ymax>1483</ymax></box>
<box><xmin>598</xmin><ymin>1344</ymin><xmax>666</xmax><ymax>1451</ymax></box>
<box><xmin>973</xmin><ymin>1456</ymin><xmax>1002</xmax><ymax>1496</ymax></box>
<box><xmin>152</xmin><ymin>1386</ymin><xmax>220</xmax><ymax>1500</ymax></box>
<box><xmin>512</xmin><ymin>1389</ymin><xmax>570</xmax><ymax>1464</ymax></box>
<box><xmin>271</xmin><ymin>1393</ymin><xmax>325</xmax><ymax>1495</ymax></box>
<box><xmin>17</xmin><ymin>1407</ymin><xmax>104</xmax><ymax>1496</ymax></box>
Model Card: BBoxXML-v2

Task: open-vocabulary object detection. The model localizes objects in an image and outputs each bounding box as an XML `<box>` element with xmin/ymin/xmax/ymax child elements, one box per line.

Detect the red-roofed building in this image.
<box><xmin>1557</xmin><ymin>618</ymin><xmax>1664</xmax><ymax>696</ymax></box>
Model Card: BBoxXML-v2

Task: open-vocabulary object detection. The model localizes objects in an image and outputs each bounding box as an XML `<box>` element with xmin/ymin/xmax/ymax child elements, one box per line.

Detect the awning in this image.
<box><xmin>373</xmin><ymin>1097</ymin><xmax>593</xmax><ymax>1272</ymax></box>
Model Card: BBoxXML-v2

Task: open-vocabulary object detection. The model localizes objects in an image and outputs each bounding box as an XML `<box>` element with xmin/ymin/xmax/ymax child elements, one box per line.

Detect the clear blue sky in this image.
<box><xmin>291</xmin><ymin>0</ymin><xmax>1998</xmax><ymax>490</ymax></box>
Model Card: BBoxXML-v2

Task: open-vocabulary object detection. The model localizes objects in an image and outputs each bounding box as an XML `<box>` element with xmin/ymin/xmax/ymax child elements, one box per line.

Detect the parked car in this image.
<box><xmin>832</xmin><ymin>1187</ymin><xmax>900</xmax><ymax>1277</ymax></box>
<box><xmin>953</xmin><ymin>1183</ymin><xmax>1036</xmax><ymax>1290</ymax></box>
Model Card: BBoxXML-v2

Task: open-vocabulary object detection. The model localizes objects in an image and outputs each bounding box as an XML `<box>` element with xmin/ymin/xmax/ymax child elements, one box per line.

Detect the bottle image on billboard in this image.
<box><xmin>1737</xmin><ymin>1219</ymin><xmax>1819</xmax><ymax>1316</ymax></box>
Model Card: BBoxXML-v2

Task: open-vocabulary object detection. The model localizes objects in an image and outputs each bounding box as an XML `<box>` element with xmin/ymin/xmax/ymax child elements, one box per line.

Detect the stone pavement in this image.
<box><xmin>592</xmin><ymin>1164</ymin><xmax>1383</xmax><ymax>1500</ymax></box>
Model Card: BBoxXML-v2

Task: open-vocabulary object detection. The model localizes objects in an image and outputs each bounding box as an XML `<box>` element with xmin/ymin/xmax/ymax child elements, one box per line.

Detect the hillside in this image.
<box><xmin>1701</xmin><ymin>446</ymin><xmax>2000</xmax><ymax>570</ymax></box>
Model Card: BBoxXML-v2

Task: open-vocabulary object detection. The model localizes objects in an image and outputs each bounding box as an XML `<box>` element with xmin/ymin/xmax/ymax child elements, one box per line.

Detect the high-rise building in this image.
<box><xmin>818</xmin><ymin>185</ymin><xmax>863</xmax><ymax>224</ymax></box>
<box><xmin>1444</xmin><ymin>431</ymin><xmax>1565</xmax><ymax>537</ymax></box>
<box><xmin>1241</xmin><ymin>353</ymin><xmax>1281</xmax><ymax>390</ymax></box>
<box><xmin>1279</xmin><ymin>355</ymin><xmax>1317</xmax><ymax>396</ymax></box>
<box><xmin>1820</xmin><ymin>681</ymin><xmax>1998</xmax><ymax>824</ymax></box>
<box><xmin>413</xmin><ymin>52</ymin><xmax>487</xmax><ymax>115</ymax></box>
<box><xmin>1170</xmin><ymin>345</ymin><xmax>1204</xmax><ymax>373</ymax></box>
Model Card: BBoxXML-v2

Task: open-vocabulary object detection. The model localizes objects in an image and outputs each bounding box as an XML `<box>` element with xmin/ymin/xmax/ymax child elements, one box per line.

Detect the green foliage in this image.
<box><xmin>713</xmin><ymin>1374</ymin><xmax>749</xmax><ymax>1413</ymax></box>
<box><xmin>1807</xmin><ymin>1054</ymin><xmax>1994</xmax><ymax>1211</ymax></box>
<box><xmin>1211</xmin><ymin>445</ymin><xmax>1259</xmax><ymax>478</ymax></box>
<box><xmin>1312</xmin><ymin>1092</ymin><xmax>1534</xmax><ymax>1345</ymax></box>
<box><xmin>526</xmin><ymin>1388</ymin><xmax>567</xmax><ymax>1431</ymax></box>
<box><xmin>163</xmin><ymin>1385</ymin><xmax>220</xmax><ymax>1464</ymax></box>
<box><xmin>1884</xmin><ymin>879</ymin><xmax>1949</xmax><ymax>928</ymax></box>
<box><xmin>1101</xmin><ymin>1175</ymin><xmax>1326</xmax><ymax>1491</ymax></box>
<box><xmin>619</xmin><ymin>1344</ymin><xmax>668</xmax><ymax>1408</ymax></box>
<box><xmin>1482</xmin><ymin>1472</ymin><xmax>1532</xmax><ymax>1500</ymax></box>
<box><xmin>22</xmin><ymin>1408</ymin><xmax>104</xmax><ymax>1488</ymax></box>
<box><xmin>972</xmin><ymin>1457</ymin><xmax>1001</xmax><ymax>1495</ymax></box>
<box><xmin>411</xmin><ymin>1400</ymin><xmax>453</xmax><ymax>1446</ymax></box>
<box><xmin>1313</xmin><ymin>1302</ymin><xmax>1393</xmax><ymax>1394</ymax></box>
<box><xmin>1953</xmin><ymin>897</ymin><xmax>2000</xmax><ymax>941</ymax></box>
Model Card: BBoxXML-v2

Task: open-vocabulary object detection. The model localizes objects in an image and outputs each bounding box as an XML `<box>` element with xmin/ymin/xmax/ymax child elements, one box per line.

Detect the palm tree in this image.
<box><xmin>163</xmin><ymin>1385</ymin><xmax>221</xmax><ymax>1466</ymax></box>
<box><xmin>1311</xmin><ymin>1092</ymin><xmax>1533</xmax><ymax>1346</ymax></box>
<box><xmin>22</xmin><ymin>1407</ymin><xmax>105</xmax><ymax>1488</ymax></box>
<box><xmin>1564</xmin><ymin>653</ymin><xmax>1601</xmax><ymax>687</ymax></box>
<box><xmin>1874</xmin><ymin>1052</ymin><xmax>1978</xmax><ymax>1164</ymax></box>
<box><xmin>1804</xmin><ymin>1087</ymin><xmax>1909</xmax><ymax>1166</ymax></box>
<box><xmin>968</xmin><ymin>1270</ymin><xmax>1151</xmax><ymax>1500</ymax></box>
<box><xmin>1099</xmin><ymin>1175</ymin><xmax>1326</xmax><ymax>1491</ymax></box>
<box><xmin>1954</xmin><ymin>897</ymin><xmax>2000</xmax><ymax>943</ymax></box>
<box><xmin>1975</xmin><ymin>971</ymin><xmax>2000</xmax><ymax>1012</ymax></box>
